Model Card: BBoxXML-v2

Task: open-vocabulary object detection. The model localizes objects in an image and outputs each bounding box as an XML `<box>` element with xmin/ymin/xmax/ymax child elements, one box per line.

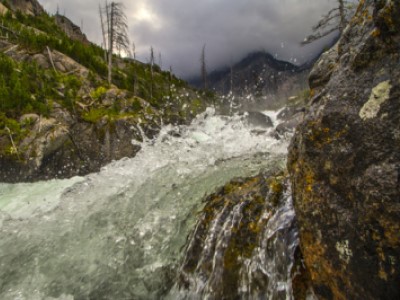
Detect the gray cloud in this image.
<box><xmin>39</xmin><ymin>0</ymin><xmax>337</xmax><ymax>78</ymax></box>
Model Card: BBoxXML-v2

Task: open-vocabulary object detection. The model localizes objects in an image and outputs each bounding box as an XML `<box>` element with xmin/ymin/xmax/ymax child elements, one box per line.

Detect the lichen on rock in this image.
<box><xmin>359</xmin><ymin>80</ymin><xmax>392</xmax><ymax>120</ymax></box>
<box><xmin>288</xmin><ymin>1</ymin><xmax>400</xmax><ymax>299</ymax></box>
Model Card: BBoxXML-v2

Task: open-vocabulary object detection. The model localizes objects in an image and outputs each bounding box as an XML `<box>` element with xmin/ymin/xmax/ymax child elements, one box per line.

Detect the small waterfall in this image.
<box><xmin>169</xmin><ymin>175</ymin><xmax>299</xmax><ymax>299</ymax></box>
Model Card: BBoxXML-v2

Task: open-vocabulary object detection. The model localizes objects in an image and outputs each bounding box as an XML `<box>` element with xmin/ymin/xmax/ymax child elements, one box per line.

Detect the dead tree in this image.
<box><xmin>201</xmin><ymin>44</ymin><xmax>207</xmax><ymax>90</ymax></box>
<box><xmin>149</xmin><ymin>46</ymin><xmax>155</xmax><ymax>99</ymax></box>
<box><xmin>99</xmin><ymin>1</ymin><xmax>130</xmax><ymax>84</ymax></box>
<box><xmin>132</xmin><ymin>42</ymin><xmax>137</xmax><ymax>95</ymax></box>
<box><xmin>302</xmin><ymin>0</ymin><xmax>357</xmax><ymax>45</ymax></box>
<box><xmin>99</xmin><ymin>3</ymin><xmax>108</xmax><ymax>63</ymax></box>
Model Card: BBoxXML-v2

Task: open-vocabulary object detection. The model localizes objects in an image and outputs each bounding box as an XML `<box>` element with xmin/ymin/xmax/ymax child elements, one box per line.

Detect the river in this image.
<box><xmin>0</xmin><ymin>108</ymin><xmax>297</xmax><ymax>300</ymax></box>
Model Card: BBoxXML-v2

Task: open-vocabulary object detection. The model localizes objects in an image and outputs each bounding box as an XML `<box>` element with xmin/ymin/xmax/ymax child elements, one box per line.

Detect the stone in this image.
<box><xmin>19</xmin><ymin>113</ymin><xmax>39</xmax><ymax>124</ymax></box>
<box><xmin>52</xmin><ymin>50</ymin><xmax>89</xmax><ymax>78</ymax></box>
<box><xmin>245</xmin><ymin>111</ymin><xmax>273</xmax><ymax>128</ymax></box>
<box><xmin>288</xmin><ymin>1</ymin><xmax>400</xmax><ymax>299</ymax></box>
<box><xmin>277</xmin><ymin>105</ymin><xmax>305</xmax><ymax>121</ymax></box>
<box><xmin>32</xmin><ymin>53</ymin><xmax>50</xmax><ymax>69</ymax></box>
<box><xmin>275</xmin><ymin>112</ymin><xmax>303</xmax><ymax>135</ymax></box>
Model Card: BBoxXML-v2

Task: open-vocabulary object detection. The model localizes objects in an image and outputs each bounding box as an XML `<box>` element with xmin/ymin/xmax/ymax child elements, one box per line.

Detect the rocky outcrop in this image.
<box><xmin>288</xmin><ymin>1</ymin><xmax>400</xmax><ymax>299</ymax></box>
<box><xmin>0</xmin><ymin>3</ymin><xmax>9</xmax><ymax>15</ymax></box>
<box><xmin>5</xmin><ymin>0</ymin><xmax>44</xmax><ymax>16</ymax></box>
<box><xmin>0</xmin><ymin>110</ymin><xmax>153</xmax><ymax>182</ymax></box>
<box><xmin>55</xmin><ymin>14</ymin><xmax>90</xmax><ymax>45</ymax></box>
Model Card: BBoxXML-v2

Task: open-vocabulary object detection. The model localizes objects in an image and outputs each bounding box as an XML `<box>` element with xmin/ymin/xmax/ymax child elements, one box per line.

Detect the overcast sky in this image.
<box><xmin>38</xmin><ymin>0</ymin><xmax>338</xmax><ymax>78</ymax></box>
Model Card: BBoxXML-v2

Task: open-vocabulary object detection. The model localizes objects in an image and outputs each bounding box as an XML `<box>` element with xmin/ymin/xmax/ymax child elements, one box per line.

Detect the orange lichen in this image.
<box><xmin>372</xmin><ymin>28</ymin><xmax>381</xmax><ymax>38</ymax></box>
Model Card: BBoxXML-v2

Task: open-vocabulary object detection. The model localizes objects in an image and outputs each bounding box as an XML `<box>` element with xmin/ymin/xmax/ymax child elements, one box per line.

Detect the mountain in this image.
<box><xmin>0</xmin><ymin>1</ymin><xmax>213</xmax><ymax>182</ymax></box>
<box><xmin>190</xmin><ymin>51</ymin><xmax>310</xmax><ymax>111</ymax></box>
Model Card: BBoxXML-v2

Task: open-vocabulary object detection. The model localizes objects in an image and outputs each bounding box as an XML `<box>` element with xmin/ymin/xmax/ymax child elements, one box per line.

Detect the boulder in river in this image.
<box><xmin>245</xmin><ymin>111</ymin><xmax>273</xmax><ymax>128</ymax></box>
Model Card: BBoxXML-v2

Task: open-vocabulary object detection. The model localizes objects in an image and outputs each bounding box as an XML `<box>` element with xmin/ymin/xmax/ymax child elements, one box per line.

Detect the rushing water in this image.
<box><xmin>0</xmin><ymin>108</ymin><xmax>296</xmax><ymax>300</ymax></box>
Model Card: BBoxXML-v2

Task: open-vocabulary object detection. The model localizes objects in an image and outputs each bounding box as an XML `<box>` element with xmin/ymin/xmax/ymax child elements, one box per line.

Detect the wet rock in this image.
<box><xmin>177</xmin><ymin>171</ymin><xmax>302</xmax><ymax>299</ymax></box>
<box><xmin>308</xmin><ymin>45</ymin><xmax>338</xmax><ymax>90</ymax></box>
<box><xmin>277</xmin><ymin>106</ymin><xmax>305</xmax><ymax>121</ymax></box>
<box><xmin>288</xmin><ymin>1</ymin><xmax>400</xmax><ymax>299</ymax></box>
<box><xmin>276</xmin><ymin>112</ymin><xmax>303</xmax><ymax>135</ymax></box>
<box><xmin>245</xmin><ymin>111</ymin><xmax>273</xmax><ymax>127</ymax></box>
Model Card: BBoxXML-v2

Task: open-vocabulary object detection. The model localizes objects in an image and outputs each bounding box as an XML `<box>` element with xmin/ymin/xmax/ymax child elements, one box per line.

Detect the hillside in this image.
<box><xmin>0</xmin><ymin>0</ymin><xmax>214</xmax><ymax>182</ymax></box>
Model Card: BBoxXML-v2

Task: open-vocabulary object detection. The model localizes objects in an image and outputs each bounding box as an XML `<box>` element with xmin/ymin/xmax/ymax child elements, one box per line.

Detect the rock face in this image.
<box><xmin>6</xmin><ymin>0</ymin><xmax>44</xmax><ymax>16</ymax></box>
<box><xmin>288</xmin><ymin>1</ymin><xmax>400</xmax><ymax>299</ymax></box>
<box><xmin>0</xmin><ymin>113</ymin><xmax>145</xmax><ymax>182</ymax></box>
<box><xmin>55</xmin><ymin>15</ymin><xmax>90</xmax><ymax>45</ymax></box>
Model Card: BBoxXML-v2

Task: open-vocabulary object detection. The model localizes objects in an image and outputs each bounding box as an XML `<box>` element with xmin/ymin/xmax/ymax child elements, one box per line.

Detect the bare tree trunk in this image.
<box><xmin>107</xmin><ymin>2</ymin><xmax>114</xmax><ymax>85</ymax></box>
<box><xmin>100</xmin><ymin>1</ymin><xmax>130</xmax><ymax>85</ymax></box>
<box><xmin>338</xmin><ymin>0</ymin><xmax>345</xmax><ymax>33</ymax></box>
<box><xmin>169</xmin><ymin>66</ymin><xmax>173</xmax><ymax>97</ymax></box>
<box><xmin>230</xmin><ymin>63</ymin><xmax>233</xmax><ymax>94</ymax></box>
<box><xmin>150</xmin><ymin>46</ymin><xmax>154</xmax><ymax>99</ymax></box>
<box><xmin>99</xmin><ymin>4</ymin><xmax>108</xmax><ymax>63</ymax></box>
<box><xmin>132</xmin><ymin>43</ymin><xmax>137</xmax><ymax>96</ymax></box>
<box><xmin>5</xmin><ymin>127</ymin><xmax>20</xmax><ymax>160</ymax></box>
<box><xmin>46</xmin><ymin>46</ymin><xmax>57</xmax><ymax>73</ymax></box>
<box><xmin>201</xmin><ymin>44</ymin><xmax>207</xmax><ymax>90</ymax></box>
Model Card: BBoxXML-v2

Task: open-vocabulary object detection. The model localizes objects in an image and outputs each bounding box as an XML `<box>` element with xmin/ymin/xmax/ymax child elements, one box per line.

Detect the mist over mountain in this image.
<box><xmin>189</xmin><ymin>51</ymin><xmax>312</xmax><ymax>111</ymax></box>
<box><xmin>38</xmin><ymin>0</ymin><xmax>338</xmax><ymax>78</ymax></box>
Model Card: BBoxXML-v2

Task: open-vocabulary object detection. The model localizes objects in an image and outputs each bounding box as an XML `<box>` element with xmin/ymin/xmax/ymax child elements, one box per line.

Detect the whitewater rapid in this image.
<box><xmin>0</xmin><ymin>108</ymin><xmax>290</xmax><ymax>299</ymax></box>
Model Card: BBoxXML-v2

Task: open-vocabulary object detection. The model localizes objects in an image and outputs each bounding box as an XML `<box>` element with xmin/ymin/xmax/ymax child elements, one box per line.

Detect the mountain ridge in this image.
<box><xmin>189</xmin><ymin>50</ymin><xmax>310</xmax><ymax>111</ymax></box>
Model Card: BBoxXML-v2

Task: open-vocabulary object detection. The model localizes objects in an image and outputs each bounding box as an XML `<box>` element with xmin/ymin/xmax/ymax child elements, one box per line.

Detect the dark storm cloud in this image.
<box><xmin>39</xmin><ymin>0</ymin><xmax>337</xmax><ymax>78</ymax></box>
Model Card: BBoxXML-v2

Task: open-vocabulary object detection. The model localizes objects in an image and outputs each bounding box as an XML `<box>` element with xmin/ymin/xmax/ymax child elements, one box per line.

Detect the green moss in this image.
<box><xmin>90</xmin><ymin>86</ymin><xmax>107</xmax><ymax>100</ymax></box>
<box><xmin>81</xmin><ymin>108</ymin><xmax>108</xmax><ymax>123</ymax></box>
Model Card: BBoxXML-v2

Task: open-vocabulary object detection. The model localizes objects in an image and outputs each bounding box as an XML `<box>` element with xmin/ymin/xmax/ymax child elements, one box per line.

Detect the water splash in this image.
<box><xmin>0</xmin><ymin>108</ymin><xmax>290</xmax><ymax>299</ymax></box>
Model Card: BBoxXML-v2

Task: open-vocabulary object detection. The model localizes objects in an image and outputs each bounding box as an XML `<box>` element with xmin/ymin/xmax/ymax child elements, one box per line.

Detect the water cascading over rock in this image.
<box><xmin>171</xmin><ymin>172</ymin><xmax>309</xmax><ymax>299</ymax></box>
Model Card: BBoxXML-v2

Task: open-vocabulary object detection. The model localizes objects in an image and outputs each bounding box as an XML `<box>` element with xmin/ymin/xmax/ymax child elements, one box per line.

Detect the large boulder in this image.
<box><xmin>288</xmin><ymin>1</ymin><xmax>400</xmax><ymax>299</ymax></box>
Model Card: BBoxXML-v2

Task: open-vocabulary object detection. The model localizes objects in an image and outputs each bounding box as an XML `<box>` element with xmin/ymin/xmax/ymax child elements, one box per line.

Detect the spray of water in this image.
<box><xmin>0</xmin><ymin>108</ymin><xmax>293</xmax><ymax>299</ymax></box>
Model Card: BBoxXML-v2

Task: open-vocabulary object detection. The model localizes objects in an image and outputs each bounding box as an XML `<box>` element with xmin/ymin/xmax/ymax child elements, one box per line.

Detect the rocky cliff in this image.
<box><xmin>288</xmin><ymin>0</ymin><xmax>400</xmax><ymax>299</ymax></box>
<box><xmin>55</xmin><ymin>14</ymin><xmax>90</xmax><ymax>45</ymax></box>
<box><xmin>4</xmin><ymin>0</ymin><xmax>43</xmax><ymax>16</ymax></box>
